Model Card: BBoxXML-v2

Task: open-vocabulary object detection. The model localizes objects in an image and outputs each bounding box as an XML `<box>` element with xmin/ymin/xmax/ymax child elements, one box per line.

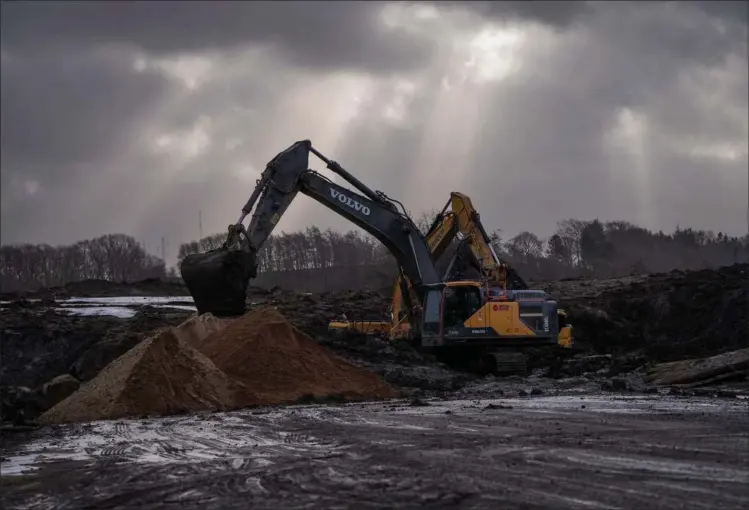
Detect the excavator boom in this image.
<box><xmin>389</xmin><ymin>192</ymin><xmax>527</xmax><ymax>335</ymax></box>
<box><xmin>181</xmin><ymin>140</ymin><xmax>441</xmax><ymax>318</ymax></box>
<box><xmin>182</xmin><ymin>140</ymin><xmax>568</xmax><ymax>379</ymax></box>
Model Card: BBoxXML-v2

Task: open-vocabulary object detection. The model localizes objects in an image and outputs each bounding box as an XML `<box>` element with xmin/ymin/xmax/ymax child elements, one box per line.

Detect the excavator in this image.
<box><xmin>327</xmin><ymin>192</ymin><xmax>574</xmax><ymax>353</ymax></box>
<box><xmin>181</xmin><ymin>140</ymin><xmax>568</xmax><ymax>375</ymax></box>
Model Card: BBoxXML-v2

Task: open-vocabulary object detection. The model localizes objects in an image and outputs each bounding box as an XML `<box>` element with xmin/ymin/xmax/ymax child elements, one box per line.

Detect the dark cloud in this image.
<box><xmin>0</xmin><ymin>47</ymin><xmax>175</xmax><ymax>245</ymax></box>
<box><xmin>0</xmin><ymin>48</ymin><xmax>283</xmax><ymax>247</ymax></box>
<box><xmin>599</xmin><ymin>2</ymin><xmax>747</xmax><ymax>66</ymax></box>
<box><xmin>457</xmin><ymin>1</ymin><xmax>594</xmax><ymax>27</ymax></box>
<box><xmin>1</xmin><ymin>1</ymin><xmax>746</xmax><ymax>257</ymax></box>
<box><xmin>0</xmin><ymin>1</ymin><xmax>613</xmax><ymax>74</ymax></box>
<box><xmin>1</xmin><ymin>1</ymin><xmax>431</xmax><ymax>74</ymax></box>
<box><xmin>0</xmin><ymin>49</ymin><xmax>170</xmax><ymax>176</ymax></box>
<box><xmin>695</xmin><ymin>0</ymin><xmax>749</xmax><ymax>24</ymax></box>
<box><xmin>462</xmin><ymin>1</ymin><xmax>748</xmax><ymax>236</ymax></box>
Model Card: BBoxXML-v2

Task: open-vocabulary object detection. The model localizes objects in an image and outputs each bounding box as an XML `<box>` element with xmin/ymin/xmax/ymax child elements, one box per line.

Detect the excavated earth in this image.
<box><xmin>3</xmin><ymin>397</ymin><xmax>748</xmax><ymax>509</ymax></box>
<box><xmin>2</xmin><ymin>264</ymin><xmax>748</xmax><ymax>423</ymax></box>
<box><xmin>1</xmin><ymin>264</ymin><xmax>748</xmax><ymax>509</ymax></box>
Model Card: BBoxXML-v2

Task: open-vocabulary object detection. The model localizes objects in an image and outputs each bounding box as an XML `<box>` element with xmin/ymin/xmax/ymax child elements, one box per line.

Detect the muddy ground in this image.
<box><xmin>2</xmin><ymin>396</ymin><xmax>748</xmax><ymax>509</ymax></box>
<box><xmin>2</xmin><ymin>264</ymin><xmax>747</xmax><ymax>425</ymax></box>
<box><xmin>0</xmin><ymin>277</ymin><xmax>190</xmax><ymax>301</ymax></box>
<box><xmin>1</xmin><ymin>264</ymin><xmax>747</xmax><ymax>508</ymax></box>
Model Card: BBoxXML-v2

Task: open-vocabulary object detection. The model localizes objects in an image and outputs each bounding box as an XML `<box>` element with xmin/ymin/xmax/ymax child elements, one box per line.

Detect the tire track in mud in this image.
<box><xmin>3</xmin><ymin>410</ymin><xmax>359</xmax><ymax>509</ymax></box>
<box><xmin>88</xmin><ymin>413</ymin><xmax>344</xmax><ymax>467</ymax></box>
<box><xmin>3</xmin><ymin>399</ymin><xmax>748</xmax><ymax>510</ymax></box>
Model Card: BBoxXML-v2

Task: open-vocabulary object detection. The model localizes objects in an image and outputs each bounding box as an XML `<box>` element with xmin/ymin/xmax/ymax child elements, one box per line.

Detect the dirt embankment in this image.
<box><xmin>40</xmin><ymin>308</ymin><xmax>398</xmax><ymax>424</ymax></box>
<box><xmin>0</xmin><ymin>307</ymin><xmax>193</xmax><ymax>390</ymax></box>
<box><xmin>240</xmin><ymin>264</ymin><xmax>749</xmax><ymax>386</ymax></box>
<box><xmin>245</xmin><ymin>264</ymin><xmax>748</xmax><ymax>366</ymax></box>
<box><xmin>0</xmin><ymin>307</ymin><xmax>195</xmax><ymax>425</ymax></box>
<box><xmin>0</xmin><ymin>277</ymin><xmax>189</xmax><ymax>301</ymax></box>
<box><xmin>544</xmin><ymin>263</ymin><xmax>748</xmax><ymax>362</ymax></box>
<box><xmin>3</xmin><ymin>263</ymin><xmax>746</xmax><ymax>425</ymax></box>
<box><xmin>39</xmin><ymin>328</ymin><xmax>249</xmax><ymax>424</ymax></box>
<box><xmin>200</xmin><ymin>307</ymin><xmax>398</xmax><ymax>403</ymax></box>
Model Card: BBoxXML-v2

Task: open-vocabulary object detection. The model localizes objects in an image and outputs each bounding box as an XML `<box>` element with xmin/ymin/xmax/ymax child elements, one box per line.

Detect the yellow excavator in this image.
<box><xmin>180</xmin><ymin>141</ymin><xmax>572</xmax><ymax>377</ymax></box>
<box><xmin>328</xmin><ymin>193</ymin><xmax>575</xmax><ymax>353</ymax></box>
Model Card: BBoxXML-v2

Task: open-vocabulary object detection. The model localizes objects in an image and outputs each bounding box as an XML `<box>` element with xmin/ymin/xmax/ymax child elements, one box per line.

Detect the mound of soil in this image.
<box><xmin>38</xmin><ymin>308</ymin><xmax>398</xmax><ymax>424</ymax></box>
<box><xmin>246</xmin><ymin>289</ymin><xmax>392</xmax><ymax>337</ymax></box>
<box><xmin>646</xmin><ymin>347</ymin><xmax>749</xmax><ymax>387</ymax></box>
<box><xmin>0</xmin><ymin>277</ymin><xmax>189</xmax><ymax>301</ymax></box>
<box><xmin>39</xmin><ymin>328</ymin><xmax>252</xmax><ymax>425</ymax></box>
<box><xmin>173</xmin><ymin>312</ymin><xmax>235</xmax><ymax>351</ymax></box>
<box><xmin>556</xmin><ymin>263</ymin><xmax>748</xmax><ymax>361</ymax></box>
<box><xmin>0</xmin><ymin>307</ymin><xmax>193</xmax><ymax>390</ymax></box>
<box><xmin>199</xmin><ymin>307</ymin><xmax>400</xmax><ymax>403</ymax></box>
<box><xmin>6</xmin><ymin>264</ymin><xmax>745</xmax><ymax>425</ymax></box>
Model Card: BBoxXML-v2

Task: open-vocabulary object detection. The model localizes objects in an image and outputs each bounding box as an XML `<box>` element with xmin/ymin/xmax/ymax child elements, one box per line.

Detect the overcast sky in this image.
<box><xmin>1</xmin><ymin>1</ymin><xmax>747</xmax><ymax>261</ymax></box>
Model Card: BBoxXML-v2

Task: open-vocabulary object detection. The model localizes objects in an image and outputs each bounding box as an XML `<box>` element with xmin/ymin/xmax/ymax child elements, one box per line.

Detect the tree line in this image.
<box><xmin>2</xmin><ymin>217</ymin><xmax>747</xmax><ymax>292</ymax></box>
<box><xmin>0</xmin><ymin>234</ymin><xmax>166</xmax><ymax>292</ymax></box>
<box><xmin>176</xmin><ymin>225</ymin><xmax>393</xmax><ymax>273</ymax></box>
<box><xmin>177</xmin><ymin>216</ymin><xmax>749</xmax><ymax>282</ymax></box>
<box><xmin>499</xmin><ymin>219</ymin><xmax>748</xmax><ymax>280</ymax></box>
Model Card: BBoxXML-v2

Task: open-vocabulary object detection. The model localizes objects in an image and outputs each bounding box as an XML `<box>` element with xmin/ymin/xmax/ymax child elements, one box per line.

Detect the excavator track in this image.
<box><xmin>437</xmin><ymin>348</ymin><xmax>529</xmax><ymax>377</ymax></box>
<box><xmin>487</xmin><ymin>352</ymin><xmax>529</xmax><ymax>377</ymax></box>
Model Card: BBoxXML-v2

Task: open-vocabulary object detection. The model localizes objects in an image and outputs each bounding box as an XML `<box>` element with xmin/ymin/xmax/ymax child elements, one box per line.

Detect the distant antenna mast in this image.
<box><xmin>198</xmin><ymin>210</ymin><xmax>204</xmax><ymax>253</ymax></box>
<box><xmin>161</xmin><ymin>236</ymin><xmax>166</xmax><ymax>261</ymax></box>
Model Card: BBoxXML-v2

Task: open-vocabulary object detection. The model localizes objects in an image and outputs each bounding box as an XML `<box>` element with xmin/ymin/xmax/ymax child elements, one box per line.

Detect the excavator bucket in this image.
<box><xmin>180</xmin><ymin>247</ymin><xmax>257</xmax><ymax>317</ymax></box>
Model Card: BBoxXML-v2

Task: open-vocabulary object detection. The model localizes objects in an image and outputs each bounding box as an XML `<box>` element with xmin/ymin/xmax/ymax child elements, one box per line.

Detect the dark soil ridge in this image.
<box><xmin>2</xmin><ymin>263</ymin><xmax>746</xmax><ymax>425</ymax></box>
<box><xmin>552</xmin><ymin>263</ymin><xmax>748</xmax><ymax>362</ymax></box>
<box><xmin>0</xmin><ymin>277</ymin><xmax>190</xmax><ymax>301</ymax></box>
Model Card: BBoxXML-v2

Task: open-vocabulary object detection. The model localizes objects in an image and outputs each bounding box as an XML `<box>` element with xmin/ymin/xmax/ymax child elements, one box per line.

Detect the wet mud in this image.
<box><xmin>3</xmin><ymin>263</ymin><xmax>748</xmax><ymax>426</ymax></box>
<box><xmin>1</xmin><ymin>264</ymin><xmax>748</xmax><ymax>508</ymax></box>
<box><xmin>2</xmin><ymin>396</ymin><xmax>748</xmax><ymax>509</ymax></box>
<box><xmin>0</xmin><ymin>277</ymin><xmax>189</xmax><ymax>301</ymax></box>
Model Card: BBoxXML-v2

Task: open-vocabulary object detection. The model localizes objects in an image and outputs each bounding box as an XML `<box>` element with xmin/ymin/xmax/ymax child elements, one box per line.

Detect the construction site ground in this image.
<box><xmin>1</xmin><ymin>264</ymin><xmax>748</xmax><ymax>508</ymax></box>
<box><xmin>2</xmin><ymin>396</ymin><xmax>748</xmax><ymax>509</ymax></box>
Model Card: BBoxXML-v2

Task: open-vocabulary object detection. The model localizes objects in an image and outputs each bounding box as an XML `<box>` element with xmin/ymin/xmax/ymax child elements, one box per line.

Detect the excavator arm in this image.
<box><xmin>181</xmin><ymin>140</ymin><xmax>442</xmax><ymax>318</ymax></box>
<box><xmin>447</xmin><ymin>192</ymin><xmax>528</xmax><ymax>290</ymax></box>
<box><xmin>389</xmin><ymin>192</ymin><xmax>528</xmax><ymax>336</ymax></box>
<box><xmin>390</xmin><ymin>204</ymin><xmax>457</xmax><ymax>326</ymax></box>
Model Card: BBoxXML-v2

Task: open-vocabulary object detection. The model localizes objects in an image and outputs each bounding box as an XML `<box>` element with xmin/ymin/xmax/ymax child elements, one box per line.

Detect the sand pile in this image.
<box><xmin>39</xmin><ymin>328</ymin><xmax>253</xmax><ymax>424</ymax></box>
<box><xmin>40</xmin><ymin>307</ymin><xmax>397</xmax><ymax>424</ymax></box>
<box><xmin>173</xmin><ymin>312</ymin><xmax>236</xmax><ymax>351</ymax></box>
<box><xmin>199</xmin><ymin>307</ymin><xmax>399</xmax><ymax>403</ymax></box>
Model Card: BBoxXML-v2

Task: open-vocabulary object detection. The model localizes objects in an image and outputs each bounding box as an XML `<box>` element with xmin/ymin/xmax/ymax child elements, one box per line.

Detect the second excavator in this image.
<box><xmin>181</xmin><ymin>140</ymin><xmax>567</xmax><ymax>375</ymax></box>
<box><xmin>329</xmin><ymin>192</ymin><xmax>574</xmax><ymax>353</ymax></box>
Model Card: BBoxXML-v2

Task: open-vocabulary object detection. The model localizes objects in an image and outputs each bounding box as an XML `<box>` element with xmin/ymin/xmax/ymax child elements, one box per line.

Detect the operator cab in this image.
<box><xmin>486</xmin><ymin>286</ymin><xmax>508</xmax><ymax>301</ymax></box>
<box><xmin>442</xmin><ymin>284</ymin><xmax>483</xmax><ymax>328</ymax></box>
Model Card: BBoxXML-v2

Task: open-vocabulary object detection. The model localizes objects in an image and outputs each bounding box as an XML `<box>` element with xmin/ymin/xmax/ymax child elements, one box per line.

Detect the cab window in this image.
<box><xmin>422</xmin><ymin>289</ymin><xmax>442</xmax><ymax>335</ymax></box>
<box><xmin>443</xmin><ymin>286</ymin><xmax>483</xmax><ymax>328</ymax></box>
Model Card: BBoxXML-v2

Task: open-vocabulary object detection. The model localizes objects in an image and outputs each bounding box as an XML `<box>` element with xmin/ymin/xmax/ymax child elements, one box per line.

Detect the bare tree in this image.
<box><xmin>414</xmin><ymin>208</ymin><xmax>443</xmax><ymax>236</ymax></box>
<box><xmin>555</xmin><ymin>218</ymin><xmax>588</xmax><ymax>266</ymax></box>
<box><xmin>0</xmin><ymin>235</ymin><xmax>166</xmax><ymax>292</ymax></box>
<box><xmin>507</xmin><ymin>231</ymin><xmax>544</xmax><ymax>261</ymax></box>
<box><xmin>6</xmin><ymin>211</ymin><xmax>746</xmax><ymax>294</ymax></box>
